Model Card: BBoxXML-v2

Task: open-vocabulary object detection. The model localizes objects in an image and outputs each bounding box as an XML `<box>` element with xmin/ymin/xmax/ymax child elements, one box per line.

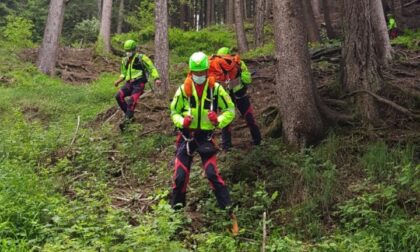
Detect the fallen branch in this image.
<box><xmin>404</xmin><ymin>0</ymin><xmax>420</xmax><ymax>7</ymax></box>
<box><xmin>104</xmin><ymin>110</ymin><xmax>119</xmax><ymax>124</ymax></box>
<box><xmin>70</xmin><ymin>116</ymin><xmax>81</xmax><ymax>147</ymax></box>
<box><xmin>341</xmin><ymin>90</ymin><xmax>420</xmax><ymax>119</ymax></box>
<box><xmin>139</xmin><ymin>129</ymin><xmax>159</xmax><ymax>137</ymax></box>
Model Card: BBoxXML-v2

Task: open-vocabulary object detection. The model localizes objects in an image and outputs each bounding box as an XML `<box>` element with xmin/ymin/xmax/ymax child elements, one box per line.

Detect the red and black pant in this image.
<box><xmin>115</xmin><ymin>80</ymin><xmax>145</xmax><ymax>119</ymax></box>
<box><xmin>171</xmin><ymin>130</ymin><xmax>231</xmax><ymax>209</ymax></box>
<box><xmin>222</xmin><ymin>86</ymin><xmax>261</xmax><ymax>150</ymax></box>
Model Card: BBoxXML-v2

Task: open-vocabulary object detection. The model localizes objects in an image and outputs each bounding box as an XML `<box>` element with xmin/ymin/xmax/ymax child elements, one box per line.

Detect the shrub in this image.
<box><xmin>1</xmin><ymin>15</ymin><xmax>34</xmax><ymax>49</ymax></box>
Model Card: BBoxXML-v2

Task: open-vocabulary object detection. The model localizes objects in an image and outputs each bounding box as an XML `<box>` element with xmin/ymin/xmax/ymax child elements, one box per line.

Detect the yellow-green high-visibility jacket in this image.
<box><xmin>170</xmin><ymin>81</ymin><xmax>235</xmax><ymax>130</ymax></box>
<box><xmin>232</xmin><ymin>60</ymin><xmax>252</xmax><ymax>93</ymax></box>
<box><xmin>120</xmin><ymin>53</ymin><xmax>160</xmax><ymax>83</ymax></box>
<box><xmin>388</xmin><ymin>17</ymin><xmax>397</xmax><ymax>30</ymax></box>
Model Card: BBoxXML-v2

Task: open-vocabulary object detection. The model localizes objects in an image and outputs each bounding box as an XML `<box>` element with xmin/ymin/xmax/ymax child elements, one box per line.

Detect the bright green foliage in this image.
<box><xmin>1</xmin><ymin>15</ymin><xmax>34</xmax><ymax>49</ymax></box>
<box><xmin>392</xmin><ymin>29</ymin><xmax>420</xmax><ymax>50</ymax></box>
<box><xmin>71</xmin><ymin>18</ymin><xmax>100</xmax><ymax>46</ymax></box>
<box><xmin>169</xmin><ymin>26</ymin><xmax>236</xmax><ymax>62</ymax></box>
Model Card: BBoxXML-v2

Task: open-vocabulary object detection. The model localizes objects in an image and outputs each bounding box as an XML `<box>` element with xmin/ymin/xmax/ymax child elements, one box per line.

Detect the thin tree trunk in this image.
<box><xmin>226</xmin><ymin>0</ymin><xmax>235</xmax><ymax>24</ymax></box>
<box><xmin>302</xmin><ymin>0</ymin><xmax>321</xmax><ymax>43</ymax></box>
<box><xmin>155</xmin><ymin>0</ymin><xmax>169</xmax><ymax>93</ymax></box>
<box><xmin>321</xmin><ymin>0</ymin><xmax>337</xmax><ymax>39</ymax></box>
<box><xmin>116</xmin><ymin>0</ymin><xmax>124</xmax><ymax>34</ymax></box>
<box><xmin>234</xmin><ymin>0</ymin><xmax>249</xmax><ymax>52</ymax></box>
<box><xmin>371</xmin><ymin>0</ymin><xmax>392</xmax><ymax>65</ymax></box>
<box><xmin>37</xmin><ymin>0</ymin><xmax>66</xmax><ymax>75</ymax></box>
<box><xmin>342</xmin><ymin>0</ymin><xmax>382</xmax><ymax>125</ymax></box>
<box><xmin>254</xmin><ymin>0</ymin><xmax>264</xmax><ymax>47</ymax></box>
<box><xmin>98</xmin><ymin>0</ymin><xmax>103</xmax><ymax>20</ymax></box>
<box><xmin>99</xmin><ymin>0</ymin><xmax>112</xmax><ymax>53</ymax></box>
<box><xmin>207</xmin><ymin>0</ymin><xmax>215</xmax><ymax>26</ymax></box>
<box><xmin>273</xmin><ymin>0</ymin><xmax>324</xmax><ymax>148</ymax></box>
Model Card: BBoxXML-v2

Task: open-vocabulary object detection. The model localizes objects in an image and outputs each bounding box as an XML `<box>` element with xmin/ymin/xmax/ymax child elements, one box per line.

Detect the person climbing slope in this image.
<box><xmin>114</xmin><ymin>39</ymin><xmax>161</xmax><ymax>131</ymax></box>
<box><xmin>209</xmin><ymin>47</ymin><xmax>261</xmax><ymax>151</ymax></box>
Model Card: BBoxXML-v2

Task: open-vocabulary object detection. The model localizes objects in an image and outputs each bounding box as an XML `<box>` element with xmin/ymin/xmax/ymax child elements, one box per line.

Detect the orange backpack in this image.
<box><xmin>208</xmin><ymin>54</ymin><xmax>241</xmax><ymax>83</ymax></box>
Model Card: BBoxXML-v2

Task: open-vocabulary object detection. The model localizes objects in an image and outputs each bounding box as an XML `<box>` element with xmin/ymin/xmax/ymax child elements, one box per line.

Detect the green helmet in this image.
<box><xmin>217</xmin><ymin>47</ymin><xmax>231</xmax><ymax>55</ymax></box>
<box><xmin>123</xmin><ymin>40</ymin><xmax>137</xmax><ymax>51</ymax></box>
<box><xmin>189</xmin><ymin>52</ymin><xmax>209</xmax><ymax>71</ymax></box>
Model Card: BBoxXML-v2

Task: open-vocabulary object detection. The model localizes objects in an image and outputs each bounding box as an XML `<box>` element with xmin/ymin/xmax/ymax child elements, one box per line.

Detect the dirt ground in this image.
<box><xmin>22</xmin><ymin>47</ymin><xmax>119</xmax><ymax>83</ymax></box>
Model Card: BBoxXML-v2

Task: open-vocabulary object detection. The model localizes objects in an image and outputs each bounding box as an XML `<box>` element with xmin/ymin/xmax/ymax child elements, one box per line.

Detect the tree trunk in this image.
<box><xmin>265</xmin><ymin>0</ymin><xmax>272</xmax><ymax>18</ymax></box>
<box><xmin>226</xmin><ymin>0</ymin><xmax>235</xmax><ymax>24</ymax></box>
<box><xmin>254</xmin><ymin>0</ymin><xmax>264</xmax><ymax>47</ymax></box>
<box><xmin>116</xmin><ymin>0</ymin><xmax>124</xmax><ymax>34</ymax></box>
<box><xmin>342</xmin><ymin>0</ymin><xmax>382</xmax><ymax>125</ymax></box>
<box><xmin>234</xmin><ymin>0</ymin><xmax>249</xmax><ymax>52</ymax></box>
<box><xmin>99</xmin><ymin>0</ymin><xmax>112</xmax><ymax>53</ymax></box>
<box><xmin>321</xmin><ymin>0</ymin><xmax>337</xmax><ymax>39</ymax></box>
<box><xmin>370</xmin><ymin>0</ymin><xmax>392</xmax><ymax>65</ymax></box>
<box><xmin>272</xmin><ymin>0</ymin><xmax>324</xmax><ymax>148</ymax></box>
<box><xmin>302</xmin><ymin>0</ymin><xmax>321</xmax><ymax>43</ymax></box>
<box><xmin>37</xmin><ymin>0</ymin><xmax>66</xmax><ymax>75</ymax></box>
<box><xmin>391</xmin><ymin>0</ymin><xmax>404</xmax><ymax>29</ymax></box>
<box><xmin>206</xmin><ymin>0</ymin><xmax>215</xmax><ymax>26</ymax></box>
<box><xmin>155</xmin><ymin>0</ymin><xmax>169</xmax><ymax>93</ymax></box>
<box><xmin>311</xmin><ymin>0</ymin><xmax>321</xmax><ymax>18</ymax></box>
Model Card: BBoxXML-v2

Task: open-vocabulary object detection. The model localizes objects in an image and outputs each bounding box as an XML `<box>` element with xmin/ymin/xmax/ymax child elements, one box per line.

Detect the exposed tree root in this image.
<box><xmin>341</xmin><ymin>89</ymin><xmax>420</xmax><ymax>120</ymax></box>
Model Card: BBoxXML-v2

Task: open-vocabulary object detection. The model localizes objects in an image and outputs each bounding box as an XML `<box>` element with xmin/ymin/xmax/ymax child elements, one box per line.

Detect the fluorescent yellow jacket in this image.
<box><xmin>232</xmin><ymin>60</ymin><xmax>252</xmax><ymax>93</ymax></box>
<box><xmin>120</xmin><ymin>53</ymin><xmax>160</xmax><ymax>82</ymax></box>
<box><xmin>170</xmin><ymin>80</ymin><xmax>235</xmax><ymax>130</ymax></box>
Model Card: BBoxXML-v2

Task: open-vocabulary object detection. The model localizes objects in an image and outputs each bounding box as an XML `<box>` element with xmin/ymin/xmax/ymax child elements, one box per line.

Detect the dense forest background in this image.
<box><xmin>0</xmin><ymin>0</ymin><xmax>419</xmax><ymax>251</ymax></box>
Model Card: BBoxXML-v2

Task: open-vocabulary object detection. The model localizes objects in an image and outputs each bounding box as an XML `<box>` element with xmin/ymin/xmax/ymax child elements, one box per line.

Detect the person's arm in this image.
<box><xmin>215</xmin><ymin>84</ymin><xmax>235</xmax><ymax>128</ymax></box>
<box><xmin>170</xmin><ymin>87</ymin><xmax>186</xmax><ymax>128</ymax></box>
<box><xmin>240</xmin><ymin>60</ymin><xmax>252</xmax><ymax>84</ymax></box>
<box><xmin>142</xmin><ymin>55</ymin><xmax>160</xmax><ymax>80</ymax></box>
<box><xmin>114</xmin><ymin>59</ymin><xmax>127</xmax><ymax>86</ymax></box>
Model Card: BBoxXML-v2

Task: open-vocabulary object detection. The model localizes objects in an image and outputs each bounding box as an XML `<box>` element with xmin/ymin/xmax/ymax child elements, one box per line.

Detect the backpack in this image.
<box><xmin>208</xmin><ymin>54</ymin><xmax>241</xmax><ymax>83</ymax></box>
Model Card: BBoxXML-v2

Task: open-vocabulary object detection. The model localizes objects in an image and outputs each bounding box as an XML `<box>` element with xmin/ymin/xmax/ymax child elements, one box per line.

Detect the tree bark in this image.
<box><xmin>116</xmin><ymin>0</ymin><xmax>124</xmax><ymax>34</ymax></box>
<box><xmin>97</xmin><ymin>0</ymin><xmax>103</xmax><ymax>20</ymax></box>
<box><xmin>370</xmin><ymin>0</ymin><xmax>392</xmax><ymax>66</ymax></box>
<box><xmin>225</xmin><ymin>0</ymin><xmax>235</xmax><ymax>24</ymax></box>
<box><xmin>99</xmin><ymin>0</ymin><xmax>112</xmax><ymax>53</ymax></box>
<box><xmin>265</xmin><ymin>0</ymin><xmax>272</xmax><ymax>18</ymax></box>
<box><xmin>321</xmin><ymin>0</ymin><xmax>337</xmax><ymax>39</ymax></box>
<box><xmin>311</xmin><ymin>0</ymin><xmax>321</xmax><ymax>18</ymax></box>
<box><xmin>234</xmin><ymin>0</ymin><xmax>249</xmax><ymax>52</ymax></box>
<box><xmin>37</xmin><ymin>0</ymin><xmax>66</xmax><ymax>75</ymax></box>
<box><xmin>342</xmin><ymin>0</ymin><xmax>382</xmax><ymax>125</ymax></box>
<box><xmin>302</xmin><ymin>0</ymin><xmax>321</xmax><ymax>43</ymax></box>
<box><xmin>273</xmin><ymin>0</ymin><xmax>324</xmax><ymax>148</ymax></box>
<box><xmin>206</xmin><ymin>0</ymin><xmax>215</xmax><ymax>26</ymax></box>
<box><xmin>254</xmin><ymin>0</ymin><xmax>264</xmax><ymax>47</ymax></box>
<box><xmin>155</xmin><ymin>0</ymin><xmax>169</xmax><ymax>93</ymax></box>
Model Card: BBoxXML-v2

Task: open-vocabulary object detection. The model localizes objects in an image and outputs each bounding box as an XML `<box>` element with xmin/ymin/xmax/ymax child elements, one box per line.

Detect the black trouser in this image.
<box><xmin>171</xmin><ymin>130</ymin><xmax>231</xmax><ymax>209</ymax></box>
<box><xmin>115</xmin><ymin>80</ymin><xmax>145</xmax><ymax>119</ymax></box>
<box><xmin>222</xmin><ymin>86</ymin><xmax>261</xmax><ymax>150</ymax></box>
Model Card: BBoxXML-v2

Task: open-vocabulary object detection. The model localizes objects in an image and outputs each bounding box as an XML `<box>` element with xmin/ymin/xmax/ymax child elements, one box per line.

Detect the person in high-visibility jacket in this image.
<box><xmin>170</xmin><ymin>51</ymin><xmax>238</xmax><ymax>234</ymax></box>
<box><xmin>387</xmin><ymin>13</ymin><xmax>398</xmax><ymax>39</ymax></box>
<box><xmin>114</xmin><ymin>39</ymin><xmax>161</xmax><ymax>131</ymax></box>
<box><xmin>216</xmin><ymin>47</ymin><xmax>261</xmax><ymax>151</ymax></box>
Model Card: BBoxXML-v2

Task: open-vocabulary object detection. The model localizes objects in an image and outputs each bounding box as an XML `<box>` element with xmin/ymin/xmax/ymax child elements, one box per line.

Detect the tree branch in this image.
<box><xmin>341</xmin><ymin>90</ymin><xmax>420</xmax><ymax>119</ymax></box>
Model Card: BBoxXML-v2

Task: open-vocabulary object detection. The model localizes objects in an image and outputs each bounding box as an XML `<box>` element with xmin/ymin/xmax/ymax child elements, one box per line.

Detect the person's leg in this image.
<box><xmin>199</xmin><ymin>139</ymin><xmax>231</xmax><ymax>209</ymax></box>
<box><xmin>125</xmin><ymin>82</ymin><xmax>145</xmax><ymax>119</ymax></box>
<box><xmin>115</xmin><ymin>82</ymin><xmax>132</xmax><ymax>114</ymax></box>
<box><xmin>171</xmin><ymin>138</ymin><xmax>194</xmax><ymax>209</ymax></box>
<box><xmin>236</xmin><ymin>90</ymin><xmax>261</xmax><ymax>145</ymax></box>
